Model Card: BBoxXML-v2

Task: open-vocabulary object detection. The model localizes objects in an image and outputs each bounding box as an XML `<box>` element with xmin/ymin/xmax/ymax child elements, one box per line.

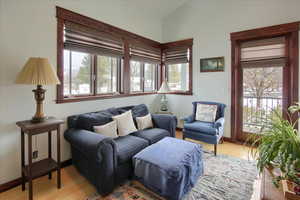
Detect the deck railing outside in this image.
<box><xmin>243</xmin><ymin>96</ymin><xmax>282</xmax><ymax>134</ymax></box>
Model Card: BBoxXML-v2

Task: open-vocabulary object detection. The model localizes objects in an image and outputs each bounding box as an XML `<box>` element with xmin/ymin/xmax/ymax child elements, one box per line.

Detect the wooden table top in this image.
<box><xmin>16</xmin><ymin>117</ymin><xmax>64</xmax><ymax>131</ymax></box>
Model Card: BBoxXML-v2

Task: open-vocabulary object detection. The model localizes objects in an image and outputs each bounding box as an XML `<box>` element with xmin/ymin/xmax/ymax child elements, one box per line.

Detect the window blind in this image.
<box><xmin>64</xmin><ymin>21</ymin><xmax>124</xmax><ymax>58</ymax></box>
<box><xmin>130</xmin><ymin>43</ymin><xmax>161</xmax><ymax>64</ymax></box>
<box><xmin>241</xmin><ymin>37</ymin><xmax>285</xmax><ymax>65</ymax></box>
<box><xmin>163</xmin><ymin>46</ymin><xmax>190</xmax><ymax>64</ymax></box>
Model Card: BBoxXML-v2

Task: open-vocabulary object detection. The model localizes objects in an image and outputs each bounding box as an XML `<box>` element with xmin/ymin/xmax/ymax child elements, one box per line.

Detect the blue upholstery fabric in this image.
<box><xmin>131</xmin><ymin>128</ymin><xmax>170</xmax><ymax>144</ymax></box>
<box><xmin>183</xmin><ymin>101</ymin><xmax>226</xmax><ymax>146</ymax></box>
<box><xmin>133</xmin><ymin>137</ymin><xmax>203</xmax><ymax>200</ymax></box>
<box><xmin>65</xmin><ymin>104</ymin><xmax>177</xmax><ymax>196</ymax></box>
<box><xmin>151</xmin><ymin>114</ymin><xmax>177</xmax><ymax>137</ymax></box>
<box><xmin>184</xmin><ymin>121</ymin><xmax>217</xmax><ymax>136</ymax></box>
<box><xmin>64</xmin><ymin>129</ymin><xmax>116</xmax><ymax>196</ymax></box>
<box><xmin>114</xmin><ymin>135</ymin><xmax>148</xmax><ymax>164</ymax></box>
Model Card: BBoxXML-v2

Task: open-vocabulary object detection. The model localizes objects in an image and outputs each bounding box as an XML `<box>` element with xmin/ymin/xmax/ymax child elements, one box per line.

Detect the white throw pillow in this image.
<box><xmin>112</xmin><ymin>110</ymin><xmax>137</xmax><ymax>136</ymax></box>
<box><xmin>93</xmin><ymin>120</ymin><xmax>118</xmax><ymax>138</ymax></box>
<box><xmin>195</xmin><ymin>103</ymin><xmax>218</xmax><ymax>122</ymax></box>
<box><xmin>136</xmin><ymin>113</ymin><xmax>153</xmax><ymax>130</ymax></box>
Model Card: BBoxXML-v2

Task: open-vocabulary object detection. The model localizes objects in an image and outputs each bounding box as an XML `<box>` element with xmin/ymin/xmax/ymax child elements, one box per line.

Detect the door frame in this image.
<box><xmin>230</xmin><ymin>22</ymin><xmax>299</xmax><ymax>142</ymax></box>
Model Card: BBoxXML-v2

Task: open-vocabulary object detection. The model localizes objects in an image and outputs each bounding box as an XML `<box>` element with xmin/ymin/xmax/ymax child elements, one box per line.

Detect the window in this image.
<box><xmin>130</xmin><ymin>61</ymin><xmax>157</xmax><ymax>93</ymax></box>
<box><xmin>130</xmin><ymin>61</ymin><xmax>142</xmax><ymax>92</ymax></box>
<box><xmin>56</xmin><ymin>7</ymin><xmax>193</xmax><ymax>103</ymax></box>
<box><xmin>144</xmin><ymin>63</ymin><xmax>156</xmax><ymax>91</ymax></box>
<box><xmin>162</xmin><ymin>41</ymin><xmax>193</xmax><ymax>94</ymax></box>
<box><xmin>63</xmin><ymin>50</ymin><xmax>121</xmax><ymax>98</ymax></box>
<box><xmin>97</xmin><ymin>56</ymin><xmax>119</xmax><ymax>94</ymax></box>
<box><xmin>63</xmin><ymin>50</ymin><xmax>92</xmax><ymax>96</ymax></box>
<box><xmin>167</xmin><ymin>63</ymin><xmax>189</xmax><ymax>91</ymax></box>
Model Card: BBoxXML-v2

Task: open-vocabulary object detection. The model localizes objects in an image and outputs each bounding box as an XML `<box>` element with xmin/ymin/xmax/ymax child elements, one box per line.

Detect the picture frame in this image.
<box><xmin>200</xmin><ymin>57</ymin><xmax>225</xmax><ymax>72</ymax></box>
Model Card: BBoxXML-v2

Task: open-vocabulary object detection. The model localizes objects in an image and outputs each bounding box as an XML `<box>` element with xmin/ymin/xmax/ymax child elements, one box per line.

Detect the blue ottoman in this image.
<box><xmin>133</xmin><ymin>137</ymin><xmax>203</xmax><ymax>200</ymax></box>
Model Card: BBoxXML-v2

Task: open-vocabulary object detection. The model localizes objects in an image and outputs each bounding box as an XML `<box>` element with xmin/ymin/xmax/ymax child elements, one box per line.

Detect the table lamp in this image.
<box><xmin>15</xmin><ymin>57</ymin><xmax>60</xmax><ymax>123</ymax></box>
<box><xmin>157</xmin><ymin>80</ymin><xmax>171</xmax><ymax>111</ymax></box>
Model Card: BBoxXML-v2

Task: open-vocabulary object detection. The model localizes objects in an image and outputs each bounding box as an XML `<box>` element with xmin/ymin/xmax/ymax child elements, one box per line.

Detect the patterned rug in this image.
<box><xmin>87</xmin><ymin>151</ymin><xmax>258</xmax><ymax>200</ymax></box>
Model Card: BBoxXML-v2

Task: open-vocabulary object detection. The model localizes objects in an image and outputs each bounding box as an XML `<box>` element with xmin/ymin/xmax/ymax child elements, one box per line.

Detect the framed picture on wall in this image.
<box><xmin>200</xmin><ymin>57</ymin><xmax>225</xmax><ymax>72</ymax></box>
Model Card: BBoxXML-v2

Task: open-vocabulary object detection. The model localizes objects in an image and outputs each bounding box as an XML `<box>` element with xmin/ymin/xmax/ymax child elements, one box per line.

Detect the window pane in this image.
<box><xmin>130</xmin><ymin>61</ymin><xmax>142</xmax><ymax>92</ymax></box>
<box><xmin>144</xmin><ymin>63</ymin><xmax>156</xmax><ymax>91</ymax></box>
<box><xmin>167</xmin><ymin>63</ymin><xmax>189</xmax><ymax>91</ymax></box>
<box><xmin>71</xmin><ymin>51</ymin><xmax>92</xmax><ymax>95</ymax></box>
<box><xmin>63</xmin><ymin>50</ymin><xmax>70</xmax><ymax>96</ymax></box>
<box><xmin>97</xmin><ymin>56</ymin><xmax>118</xmax><ymax>94</ymax></box>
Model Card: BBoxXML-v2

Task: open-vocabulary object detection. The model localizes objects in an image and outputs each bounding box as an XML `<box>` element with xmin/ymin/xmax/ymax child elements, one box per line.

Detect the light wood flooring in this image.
<box><xmin>0</xmin><ymin>131</ymin><xmax>259</xmax><ymax>200</ymax></box>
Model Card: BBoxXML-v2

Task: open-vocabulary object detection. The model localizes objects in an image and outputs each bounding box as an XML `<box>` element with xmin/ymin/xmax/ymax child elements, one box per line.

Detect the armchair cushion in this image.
<box><xmin>184</xmin><ymin>121</ymin><xmax>218</xmax><ymax>136</ymax></box>
<box><xmin>114</xmin><ymin>135</ymin><xmax>148</xmax><ymax>164</ymax></box>
<box><xmin>183</xmin><ymin>115</ymin><xmax>194</xmax><ymax>123</ymax></box>
<box><xmin>192</xmin><ymin>101</ymin><xmax>226</xmax><ymax>121</ymax></box>
<box><xmin>131</xmin><ymin>128</ymin><xmax>169</xmax><ymax>144</ymax></box>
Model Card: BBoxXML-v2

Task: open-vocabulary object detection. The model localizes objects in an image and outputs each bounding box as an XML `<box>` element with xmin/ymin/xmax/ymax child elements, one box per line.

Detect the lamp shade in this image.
<box><xmin>157</xmin><ymin>80</ymin><xmax>171</xmax><ymax>94</ymax></box>
<box><xmin>15</xmin><ymin>57</ymin><xmax>60</xmax><ymax>85</ymax></box>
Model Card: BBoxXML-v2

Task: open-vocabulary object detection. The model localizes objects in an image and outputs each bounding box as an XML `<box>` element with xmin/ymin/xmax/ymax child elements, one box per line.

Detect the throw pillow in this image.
<box><xmin>93</xmin><ymin>120</ymin><xmax>118</xmax><ymax>138</ymax></box>
<box><xmin>112</xmin><ymin>110</ymin><xmax>137</xmax><ymax>136</ymax></box>
<box><xmin>136</xmin><ymin>113</ymin><xmax>153</xmax><ymax>130</ymax></box>
<box><xmin>195</xmin><ymin>103</ymin><xmax>218</xmax><ymax>122</ymax></box>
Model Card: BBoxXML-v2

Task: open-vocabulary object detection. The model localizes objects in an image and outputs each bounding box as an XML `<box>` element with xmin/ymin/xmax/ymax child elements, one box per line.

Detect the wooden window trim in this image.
<box><xmin>56</xmin><ymin>7</ymin><xmax>193</xmax><ymax>103</ymax></box>
<box><xmin>161</xmin><ymin>39</ymin><xmax>193</xmax><ymax>95</ymax></box>
<box><xmin>230</xmin><ymin>22</ymin><xmax>299</xmax><ymax>142</ymax></box>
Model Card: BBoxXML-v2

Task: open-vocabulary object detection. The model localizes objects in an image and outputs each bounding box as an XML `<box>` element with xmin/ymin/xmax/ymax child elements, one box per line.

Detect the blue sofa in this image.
<box><xmin>64</xmin><ymin>104</ymin><xmax>177</xmax><ymax>196</ymax></box>
<box><xmin>183</xmin><ymin>101</ymin><xmax>226</xmax><ymax>156</ymax></box>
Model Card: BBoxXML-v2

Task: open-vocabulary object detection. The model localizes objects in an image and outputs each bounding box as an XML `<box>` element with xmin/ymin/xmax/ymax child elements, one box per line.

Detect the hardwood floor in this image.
<box><xmin>0</xmin><ymin>131</ymin><xmax>258</xmax><ymax>200</ymax></box>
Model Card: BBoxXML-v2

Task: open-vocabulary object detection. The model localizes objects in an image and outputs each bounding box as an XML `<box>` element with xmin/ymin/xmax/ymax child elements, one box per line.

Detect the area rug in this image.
<box><xmin>87</xmin><ymin>151</ymin><xmax>258</xmax><ymax>200</ymax></box>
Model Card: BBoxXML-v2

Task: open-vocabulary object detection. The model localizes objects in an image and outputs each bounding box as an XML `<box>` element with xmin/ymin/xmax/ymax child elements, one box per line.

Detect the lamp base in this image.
<box><xmin>160</xmin><ymin>94</ymin><xmax>169</xmax><ymax>112</ymax></box>
<box><xmin>31</xmin><ymin>85</ymin><xmax>46</xmax><ymax>123</ymax></box>
<box><xmin>31</xmin><ymin>116</ymin><xmax>46</xmax><ymax>123</ymax></box>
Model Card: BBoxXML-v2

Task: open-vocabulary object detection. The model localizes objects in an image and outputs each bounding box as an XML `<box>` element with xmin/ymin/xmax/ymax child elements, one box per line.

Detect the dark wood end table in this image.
<box><xmin>16</xmin><ymin>117</ymin><xmax>64</xmax><ymax>200</ymax></box>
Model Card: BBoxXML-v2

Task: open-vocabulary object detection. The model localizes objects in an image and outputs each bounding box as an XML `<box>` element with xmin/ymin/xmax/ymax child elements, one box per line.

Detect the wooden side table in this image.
<box><xmin>155</xmin><ymin>111</ymin><xmax>173</xmax><ymax>115</ymax></box>
<box><xmin>16</xmin><ymin>117</ymin><xmax>64</xmax><ymax>200</ymax></box>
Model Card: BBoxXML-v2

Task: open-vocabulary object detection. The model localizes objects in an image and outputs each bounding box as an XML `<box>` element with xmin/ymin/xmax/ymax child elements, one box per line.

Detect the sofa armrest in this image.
<box><xmin>64</xmin><ymin>129</ymin><xmax>116</xmax><ymax>196</ymax></box>
<box><xmin>214</xmin><ymin>117</ymin><xmax>225</xmax><ymax>129</ymax></box>
<box><xmin>183</xmin><ymin>115</ymin><xmax>194</xmax><ymax>123</ymax></box>
<box><xmin>151</xmin><ymin>114</ymin><xmax>177</xmax><ymax>137</ymax></box>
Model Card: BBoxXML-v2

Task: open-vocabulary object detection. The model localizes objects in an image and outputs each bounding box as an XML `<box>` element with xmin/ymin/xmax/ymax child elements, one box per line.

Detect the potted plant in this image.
<box><xmin>249</xmin><ymin>103</ymin><xmax>300</xmax><ymax>196</ymax></box>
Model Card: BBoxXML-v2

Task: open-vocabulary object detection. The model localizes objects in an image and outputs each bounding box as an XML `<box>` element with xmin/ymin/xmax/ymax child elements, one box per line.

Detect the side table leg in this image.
<box><xmin>48</xmin><ymin>131</ymin><xmax>52</xmax><ymax>180</ymax></box>
<box><xmin>21</xmin><ymin>131</ymin><xmax>25</xmax><ymax>191</ymax></box>
<box><xmin>57</xmin><ymin>126</ymin><xmax>61</xmax><ymax>189</ymax></box>
<box><xmin>28</xmin><ymin>134</ymin><xmax>33</xmax><ymax>200</ymax></box>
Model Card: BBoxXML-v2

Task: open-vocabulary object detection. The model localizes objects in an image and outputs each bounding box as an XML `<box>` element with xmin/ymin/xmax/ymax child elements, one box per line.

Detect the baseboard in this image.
<box><xmin>0</xmin><ymin>159</ymin><xmax>72</xmax><ymax>193</ymax></box>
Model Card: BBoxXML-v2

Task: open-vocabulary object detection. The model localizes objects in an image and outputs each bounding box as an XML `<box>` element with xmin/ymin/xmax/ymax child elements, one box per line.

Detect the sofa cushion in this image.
<box><xmin>131</xmin><ymin>128</ymin><xmax>170</xmax><ymax>144</ymax></box>
<box><xmin>136</xmin><ymin>113</ymin><xmax>153</xmax><ymax>130</ymax></box>
<box><xmin>184</xmin><ymin>121</ymin><xmax>217</xmax><ymax>136</ymax></box>
<box><xmin>93</xmin><ymin>120</ymin><xmax>118</xmax><ymax>138</ymax></box>
<box><xmin>114</xmin><ymin>135</ymin><xmax>148</xmax><ymax>164</ymax></box>
<box><xmin>113</xmin><ymin>110</ymin><xmax>137</xmax><ymax>136</ymax></box>
<box><xmin>77</xmin><ymin>111</ymin><xmax>114</xmax><ymax>131</ymax></box>
<box><xmin>117</xmin><ymin>104</ymin><xmax>149</xmax><ymax>118</ymax></box>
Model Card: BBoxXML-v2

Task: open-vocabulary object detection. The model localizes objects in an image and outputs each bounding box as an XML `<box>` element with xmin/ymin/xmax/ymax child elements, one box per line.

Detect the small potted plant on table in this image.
<box><xmin>249</xmin><ymin>103</ymin><xmax>300</xmax><ymax>199</ymax></box>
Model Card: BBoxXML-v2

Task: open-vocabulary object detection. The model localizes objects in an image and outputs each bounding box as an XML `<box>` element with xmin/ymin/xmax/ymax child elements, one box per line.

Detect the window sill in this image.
<box><xmin>167</xmin><ymin>91</ymin><xmax>193</xmax><ymax>96</ymax></box>
<box><xmin>56</xmin><ymin>92</ymin><xmax>156</xmax><ymax>104</ymax></box>
<box><xmin>56</xmin><ymin>91</ymin><xmax>193</xmax><ymax>103</ymax></box>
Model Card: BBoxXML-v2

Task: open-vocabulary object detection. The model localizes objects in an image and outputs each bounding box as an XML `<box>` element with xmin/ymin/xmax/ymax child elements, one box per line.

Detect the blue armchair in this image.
<box><xmin>183</xmin><ymin>101</ymin><xmax>226</xmax><ymax>156</ymax></box>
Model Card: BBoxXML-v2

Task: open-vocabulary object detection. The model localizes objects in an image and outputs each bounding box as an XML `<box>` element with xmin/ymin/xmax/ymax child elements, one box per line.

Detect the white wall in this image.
<box><xmin>0</xmin><ymin>0</ymin><xmax>162</xmax><ymax>184</ymax></box>
<box><xmin>2</xmin><ymin>0</ymin><xmax>300</xmax><ymax>185</ymax></box>
<box><xmin>162</xmin><ymin>0</ymin><xmax>300</xmax><ymax>137</ymax></box>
